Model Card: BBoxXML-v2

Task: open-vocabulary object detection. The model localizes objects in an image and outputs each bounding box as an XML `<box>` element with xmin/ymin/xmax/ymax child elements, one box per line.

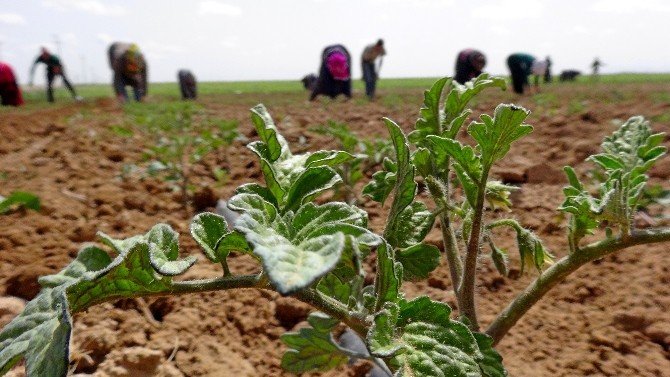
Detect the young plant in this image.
<box><xmin>1</xmin><ymin>77</ymin><xmax>669</xmax><ymax>377</ymax></box>
<box><xmin>0</xmin><ymin>191</ymin><xmax>40</xmax><ymax>214</ymax></box>
<box><xmin>125</xmin><ymin>102</ymin><xmax>238</xmax><ymax>208</ymax></box>
<box><xmin>312</xmin><ymin>121</ymin><xmax>393</xmax><ymax>204</ymax></box>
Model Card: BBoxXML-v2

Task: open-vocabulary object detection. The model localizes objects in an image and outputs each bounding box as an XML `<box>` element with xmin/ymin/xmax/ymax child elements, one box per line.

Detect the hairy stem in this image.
<box><xmin>486</xmin><ymin>228</ymin><xmax>670</xmax><ymax>344</ymax></box>
<box><xmin>425</xmin><ymin>176</ymin><xmax>463</xmax><ymax>303</ymax></box>
<box><xmin>459</xmin><ymin>168</ymin><xmax>490</xmax><ymax>331</ymax></box>
<box><xmin>77</xmin><ymin>273</ymin><xmax>369</xmax><ymax>339</ymax></box>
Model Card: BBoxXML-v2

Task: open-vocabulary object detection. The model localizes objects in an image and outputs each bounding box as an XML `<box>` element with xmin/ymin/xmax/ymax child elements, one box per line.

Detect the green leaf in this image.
<box><xmin>374</xmin><ymin>242</ymin><xmax>403</xmax><ymax>311</ymax></box>
<box><xmin>362</xmin><ymin>170</ymin><xmax>396</xmax><ymax>205</ymax></box>
<box><xmin>190</xmin><ymin>212</ymin><xmax>229</xmax><ymax>262</ymax></box>
<box><xmin>317</xmin><ymin>273</ymin><xmax>352</xmax><ymax>304</ymax></box>
<box><xmin>281</xmin><ymin>312</ymin><xmax>347</xmax><ymax>373</ymax></box>
<box><xmin>250</xmin><ymin>104</ymin><xmax>290</xmax><ymax>162</ymax></box>
<box><xmin>0</xmin><ymin>191</ymin><xmax>40</xmax><ymax>214</ymax></box>
<box><xmin>412</xmin><ymin>148</ymin><xmax>432</xmax><ymax>178</ymax></box>
<box><xmin>490</xmin><ymin>245</ymin><xmax>509</xmax><ymax>277</ymax></box>
<box><xmin>235</xmin><ymin>183</ymin><xmax>279</xmax><ymax>209</ymax></box>
<box><xmin>284</xmin><ymin>166</ymin><xmax>342</xmax><ymax>212</ymax></box>
<box><xmin>389</xmin><ymin>201</ymin><xmax>435</xmax><ymax>249</ymax></box>
<box><xmin>515</xmin><ymin>228</ymin><xmax>553</xmax><ymax>274</ymax></box>
<box><xmin>409</xmin><ymin>77</ymin><xmax>450</xmax><ymax>143</ymax></box>
<box><xmin>306</xmin><ymin>150</ymin><xmax>356</xmax><ymax>168</ymax></box>
<box><xmin>474</xmin><ymin>333</ymin><xmax>507</xmax><ymax>377</ymax></box>
<box><xmin>383</xmin><ymin>118</ymin><xmax>417</xmax><ymax>216</ymax></box>
<box><xmin>445</xmin><ymin>74</ymin><xmax>507</xmax><ymax>123</ymax></box>
<box><xmin>232</xmin><ymin>195</ymin><xmax>375</xmax><ymax>295</ymax></box>
<box><xmin>396</xmin><ymin>243</ymin><xmax>441</xmax><ymax>281</ymax></box>
<box><xmin>147</xmin><ymin>224</ymin><xmax>196</xmax><ymax>276</ymax></box>
<box><xmin>427</xmin><ymin>136</ymin><xmax>483</xmax><ymax>182</ymax></box>
<box><xmin>0</xmin><ymin>241</ymin><xmax>177</xmax><ymax>377</ymax></box>
<box><xmin>468</xmin><ymin>104</ymin><xmax>533</xmax><ymax>169</ymax></box>
<box><xmin>367</xmin><ymin>297</ymin><xmax>505</xmax><ymax>376</ymax></box>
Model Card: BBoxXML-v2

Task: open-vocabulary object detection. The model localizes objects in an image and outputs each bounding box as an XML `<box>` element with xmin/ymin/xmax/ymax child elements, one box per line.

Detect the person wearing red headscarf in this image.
<box><xmin>0</xmin><ymin>61</ymin><xmax>24</xmax><ymax>106</ymax></box>
<box><xmin>309</xmin><ymin>44</ymin><xmax>352</xmax><ymax>101</ymax></box>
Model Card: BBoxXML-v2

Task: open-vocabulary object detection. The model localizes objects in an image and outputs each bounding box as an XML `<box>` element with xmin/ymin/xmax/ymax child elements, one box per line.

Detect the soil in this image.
<box><xmin>1</xmin><ymin>82</ymin><xmax>670</xmax><ymax>377</ymax></box>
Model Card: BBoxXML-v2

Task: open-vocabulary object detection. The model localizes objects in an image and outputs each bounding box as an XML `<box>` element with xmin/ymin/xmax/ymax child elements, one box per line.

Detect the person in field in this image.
<box><xmin>591</xmin><ymin>57</ymin><xmax>603</xmax><ymax>77</ymax></box>
<box><xmin>544</xmin><ymin>56</ymin><xmax>552</xmax><ymax>83</ymax></box>
<box><xmin>454</xmin><ymin>49</ymin><xmax>486</xmax><ymax>84</ymax></box>
<box><xmin>309</xmin><ymin>44</ymin><xmax>352</xmax><ymax>101</ymax></box>
<box><xmin>108</xmin><ymin>42</ymin><xmax>148</xmax><ymax>103</ymax></box>
<box><xmin>506</xmin><ymin>53</ymin><xmax>548</xmax><ymax>94</ymax></box>
<box><xmin>28</xmin><ymin>47</ymin><xmax>80</xmax><ymax>103</ymax></box>
<box><xmin>361</xmin><ymin>39</ymin><xmax>386</xmax><ymax>100</ymax></box>
<box><xmin>0</xmin><ymin>61</ymin><xmax>24</xmax><ymax>106</ymax></box>
<box><xmin>178</xmin><ymin>69</ymin><xmax>197</xmax><ymax>100</ymax></box>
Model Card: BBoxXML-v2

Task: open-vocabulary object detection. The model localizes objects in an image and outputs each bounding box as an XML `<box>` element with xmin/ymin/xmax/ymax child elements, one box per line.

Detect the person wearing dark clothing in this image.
<box><xmin>108</xmin><ymin>42</ymin><xmax>148</xmax><ymax>103</ymax></box>
<box><xmin>0</xmin><ymin>61</ymin><xmax>24</xmax><ymax>106</ymax></box>
<box><xmin>29</xmin><ymin>47</ymin><xmax>79</xmax><ymax>103</ymax></box>
<box><xmin>506</xmin><ymin>53</ymin><xmax>536</xmax><ymax>94</ymax></box>
<box><xmin>591</xmin><ymin>57</ymin><xmax>603</xmax><ymax>78</ymax></box>
<box><xmin>559</xmin><ymin>70</ymin><xmax>581</xmax><ymax>81</ymax></box>
<box><xmin>309</xmin><ymin>44</ymin><xmax>351</xmax><ymax>101</ymax></box>
<box><xmin>361</xmin><ymin>39</ymin><xmax>386</xmax><ymax>100</ymax></box>
<box><xmin>544</xmin><ymin>56</ymin><xmax>552</xmax><ymax>83</ymax></box>
<box><xmin>178</xmin><ymin>69</ymin><xmax>197</xmax><ymax>100</ymax></box>
<box><xmin>454</xmin><ymin>49</ymin><xmax>486</xmax><ymax>84</ymax></box>
<box><xmin>301</xmin><ymin>73</ymin><xmax>318</xmax><ymax>91</ymax></box>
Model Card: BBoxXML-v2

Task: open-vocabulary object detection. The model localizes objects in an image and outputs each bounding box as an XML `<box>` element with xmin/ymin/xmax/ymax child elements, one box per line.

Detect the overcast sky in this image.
<box><xmin>1</xmin><ymin>0</ymin><xmax>669</xmax><ymax>85</ymax></box>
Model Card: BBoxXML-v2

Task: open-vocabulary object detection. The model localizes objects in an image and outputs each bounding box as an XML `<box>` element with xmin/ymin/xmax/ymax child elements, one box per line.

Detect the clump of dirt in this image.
<box><xmin>1</xmin><ymin>82</ymin><xmax>669</xmax><ymax>376</ymax></box>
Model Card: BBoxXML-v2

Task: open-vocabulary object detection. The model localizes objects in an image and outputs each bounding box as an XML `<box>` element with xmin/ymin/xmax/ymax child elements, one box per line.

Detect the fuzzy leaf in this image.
<box><xmin>306</xmin><ymin>150</ymin><xmax>356</xmax><ymax>168</ymax></box>
<box><xmin>427</xmin><ymin>136</ymin><xmax>483</xmax><ymax>182</ymax></box>
<box><xmin>474</xmin><ymin>333</ymin><xmax>507</xmax><ymax>377</ymax></box>
<box><xmin>250</xmin><ymin>104</ymin><xmax>290</xmax><ymax>162</ymax></box>
<box><xmin>362</xmin><ymin>170</ymin><xmax>396</xmax><ymax>204</ymax></box>
<box><xmin>389</xmin><ymin>201</ymin><xmax>435</xmax><ymax>249</ymax></box>
<box><xmin>374</xmin><ymin>243</ymin><xmax>403</xmax><ymax>311</ymax></box>
<box><xmin>190</xmin><ymin>212</ymin><xmax>229</xmax><ymax>262</ymax></box>
<box><xmin>284</xmin><ymin>166</ymin><xmax>342</xmax><ymax>212</ymax></box>
<box><xmin>367</xmin><ymin>297</ymin><xmax>505</xmax><ymax>376</ymax></box>
<box><xmin>317</xmin><ymin>273</ymin><xmax>352</xmax><ymax>304</ymax></box>
<box><xmin>281</xmin><ymin>312</ymin><xmax>347</xmax><ymax>373</ymax></box>
<box><xmin>396</xmin><ymin>243</ymin><xmax>441</xmax><ymax>281</ymax></box>
<box><xmin>515</xmin><ymin>228</ymin><xmax>553</xmax><ymax>274</ymax></box>
<box><xmin>232</xmin><ymin>194</ymin><xmax>375</xmax><ymax>294</ymax></box>
<box><xmin>147</xmin><ymin>224</ymin><xmax>196</xmax><ymax>276</ymax></box>
<box><xmin>445</xmin><ymin>74</ymin><xmax>507</xmax><ymax>122</ymax></box>
<box><xmin>490</xmin><ymin>245</ymin><xmax>509</xmax><ymax>277</ymax></box>
<box><xmin>468</xmin><ymin>104</ymin><xmax>533</xmax><ymax>169</ymax></box>
<box><xmin>409</xmin><ymin>77</ymin><xmax>450</xmax><ymax>143</ymax></box>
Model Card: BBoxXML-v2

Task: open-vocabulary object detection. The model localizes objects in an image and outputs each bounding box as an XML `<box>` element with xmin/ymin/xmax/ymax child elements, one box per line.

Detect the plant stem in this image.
<box><xmin>486</xmin><ymin>227</ymin><xmax>670</xmax><ymax>344</ymax></box>
<box><xmin>459</xmin><ymin>168</ymin><xmax>490</xmax><ymax>331</ymax></box>
<box><xmin>425</xmin><ymin>176</ymin><xmax>463</xmax><ymax>303</ymax></box>
<box><xmin>294</xmin><ymin>288</ymin><xmax>369</xmax><ymax>336</ymax></box>
<box><xmin>76</xmin><ymin>273</ymin><xmax>369</xmax><ymax>340</ymax></box>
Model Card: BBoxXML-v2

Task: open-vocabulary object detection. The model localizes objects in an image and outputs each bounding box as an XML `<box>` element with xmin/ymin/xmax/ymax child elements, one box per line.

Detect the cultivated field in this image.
<box><xmin>1</xmin><ymin>75</ymin><xmax>670</xmax><ymax>376</ymax></box>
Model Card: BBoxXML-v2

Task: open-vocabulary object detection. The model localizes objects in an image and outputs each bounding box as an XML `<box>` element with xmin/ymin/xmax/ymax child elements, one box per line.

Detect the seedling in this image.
<box><xmin>0</xmin><ymin>191</ymin><xmax>40</xmax><ymax>214</ymax></box>
<box><xmin>312</xmin><ymin>121</ymin><xmax>393</xmax><ymax>204</ymax></box>
<box><xmin>1</xmin><ymin>77</ymin><xmax>669</xmax><ymax>376</ymax></box>
<box><xmin>125</xmin><ymin>102</ymin><xmax>238</xmax><ymax>208</ymax></box>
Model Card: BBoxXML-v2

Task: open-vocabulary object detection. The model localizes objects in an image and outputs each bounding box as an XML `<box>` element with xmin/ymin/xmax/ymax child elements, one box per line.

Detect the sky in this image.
<box><xmin>1</xmin><ymin>0</ymin><xmax>669</xmax><ymax>85</ymax></box>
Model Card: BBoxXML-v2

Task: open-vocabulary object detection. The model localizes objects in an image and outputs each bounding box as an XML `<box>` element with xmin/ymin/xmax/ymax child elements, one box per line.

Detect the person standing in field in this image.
<box><xmin>28</xmin><ymin>47</ymin><xmax>80</xmax><ymax>103</ymax></box>
<box><xmin>309</xmin><ymin>44</ymin><xmax>352</xmax><ymax>101</ymax></box>
<box><xmin>507</xmin><ymin>53</ymin><xmax>545</xmax><ymax>94</ymax></box>
<box><xmin>454</xmin><ymin>49</ymin><xmax>486</xmax><ymax>84</ymax></box>
<box><xmin>178</xmin><ymin>69</ymin><xmax>197</xmax><ymax>100</ymax></box>
<box><xmin>108</xmin><ymin>42</ymin><xmax>148</xmax><ymax>103</ymax></box>
<box><xmin>361</xmin><ymin>39</ymin><xmax>386</xmax><ymax>100</ymax></box>
<box><xmin>591</xmin><ymin>57</ymin><xmax>603</xmax><ymax>77</ymax></box>
<box><xmin>544</xmin><ymin>56</ymin><xmax>552</xmax><ymax>83</ymax></box>
<box><xmin>0</xmin><ymin>61</ymin><xmax>24</xmax><ymax>106</ymax></box>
